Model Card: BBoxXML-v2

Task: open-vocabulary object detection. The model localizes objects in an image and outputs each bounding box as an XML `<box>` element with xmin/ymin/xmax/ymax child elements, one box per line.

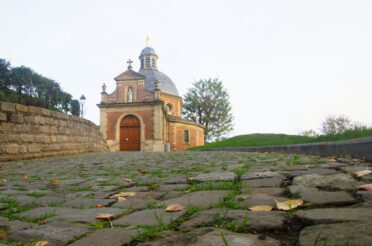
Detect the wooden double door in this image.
<box><xmin>120</xmin><ymin>115</ymin><xmax>140</xmax><ymax>151</ymax></box>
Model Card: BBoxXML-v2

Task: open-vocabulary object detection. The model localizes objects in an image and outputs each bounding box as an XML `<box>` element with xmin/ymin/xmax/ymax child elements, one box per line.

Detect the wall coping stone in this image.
<box><xmin>0</xmin><ymin>101</ymin><xmax>16</xmax><ymax>112</ymax></box>
<box><xmin>200</xmin><ymin>137</ymin><xmax>372</xmax><ymax>161</ymax></box>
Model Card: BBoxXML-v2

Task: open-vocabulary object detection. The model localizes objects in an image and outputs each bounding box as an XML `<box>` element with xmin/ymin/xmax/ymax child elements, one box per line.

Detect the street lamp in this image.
<box><xmin>80</xmin><ymin>94</ymin><xmax>86</xmax><ymax>118</ymax></box>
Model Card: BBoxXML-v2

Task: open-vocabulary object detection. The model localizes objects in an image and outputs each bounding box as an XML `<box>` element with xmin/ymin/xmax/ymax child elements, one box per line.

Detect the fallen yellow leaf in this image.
<box><xmin>23</xmin><ymin>174</ymin><xmax>28</xmax><ymax>180</ymax></box>
<box><xmin>109</xmin><ymin>192</ymin><xmax>136</xmax><ymax>199</ymax></box>
<box><xmin>164</xmin><ymin>204</ymin><xmax>186</xmax><ymax>212</ymax></box>
<box><xmin>248</xmin><ymin>205</ymin><xmax>273</xmax><ymax>211</ymax></box>
<box><xmin>137</xmin><ymin>169</ymin><xmax>149</xmax><ymax>174</ymax></box>
<box><xmin>117</xmin><ymin>197</ymin><xmax>127</xmax><ymax>202</ymax></box>
<box><xmin>275</xmin><ymin>199</ymin><xmax>303</xmax><ymax>211</ymax></box>
<box><xmin>51</xmin><ymin>179</ymin><xmax>60</xmax><ymax>183</ymax></box>
<box><xmin>354</xmin><ymin>170</ymin><xmax>372</xmax><ymax>177</ymax></box>
<box><xmin>150</xmin><ymin>184</ymin><xmax>159</xmax><ymax>190</ymax></box>
<box><xmin>96</xmin><ymin>213</ymin><xmax>115</xmax><ymax>219</ymax></box>
<box><xmin>34</xmin><ymin>240</ymin><xmax>49</xmax><ymax>246</ymax></box>
<box><xmin>96</xmin><ymin>204</ymin><xmax>105</xmax><ymax>208</ymax></box>
<box><xmin>37</xmin><ymin>219</ymin><xmax>48</xmax><ymax>225</ymax></box>
<box><xmin>0</xmin><ymin>229</ymin><xmax>6</xmax><ymax>239</ymax></box>
<box><xmin>96</xmin><ymin>213</ymin><xmax>114</xmax><ymax>228</ymax></box>
<box><xmin>0</xmin><ymin>178</ymin><xmax>6</xmax><ymax>183</ymax></box>
<box><xmin>237</xmin><ymin>195</ymin><xmax>249</xmax><ymax>201</ymax></box>
<box><xmin>357</xmin><ymin>184</ymin><xmax>372</xmax><ymax>191</ymax></box>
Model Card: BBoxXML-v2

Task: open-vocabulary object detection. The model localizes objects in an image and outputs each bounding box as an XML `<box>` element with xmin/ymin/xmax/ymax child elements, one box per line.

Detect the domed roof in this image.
<box><xmin>140</xmin><ymin>47</ymin><xmax>157</xmax><ymax>57</ymax></box>
<box><xmin>138</xmin><ymin>68</ymin><xmax>179</xmax><ymax>96</ymax></box>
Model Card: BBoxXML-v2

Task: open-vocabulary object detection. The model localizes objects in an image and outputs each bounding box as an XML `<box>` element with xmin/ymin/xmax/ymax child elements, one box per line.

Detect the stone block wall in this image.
<box><xmin>0</xmin><ymin>101</ymin><xmax>108</xmax><ymax>162</ymax></box>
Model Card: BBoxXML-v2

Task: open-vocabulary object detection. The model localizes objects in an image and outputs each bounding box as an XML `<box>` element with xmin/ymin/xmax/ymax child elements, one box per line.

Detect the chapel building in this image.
<box><xmin>97</xmin><ymin>40</ymin><xmax>205</xmax><ymax>151</ymax></box>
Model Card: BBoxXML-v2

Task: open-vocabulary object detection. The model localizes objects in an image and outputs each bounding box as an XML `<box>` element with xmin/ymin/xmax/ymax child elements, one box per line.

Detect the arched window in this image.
<box><xmin>165</xmin><ymin>103</ymin><xmax>173</xmax><ymax>115</ymax></box>
<box><xmin>152</xmin><ymin>58</ymin><xmax>156</xmax><ymax>69</ymax></box>
<box><xmin>141</xmin><ymin>58</ymin><xmax>144</xmax><ymax>69</ymax></box>
<box><xmin>184</xmin><ymin>130</ymin><xmax>189</xmax><ymax>143</ymax></box>
<box><xmin>145</xmin><ymin>57</ymin><xmax>150</xmax><ymax>68</ymax></box>
<box><xmin>127</xmin><ymin>87</ymin><xmax>133</xmax><ymax>102</ymax></box>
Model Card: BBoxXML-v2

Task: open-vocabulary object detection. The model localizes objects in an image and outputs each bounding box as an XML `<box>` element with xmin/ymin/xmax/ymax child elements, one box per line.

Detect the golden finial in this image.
<box><xmin>146</xmin><ymin>36</ymin><xmax>150</xmax><ymax>47</ymax></box>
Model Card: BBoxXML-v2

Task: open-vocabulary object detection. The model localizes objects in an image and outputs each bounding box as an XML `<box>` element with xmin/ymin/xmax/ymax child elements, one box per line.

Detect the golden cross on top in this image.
<box><xmin>127</xmin><ymin>59</ymin><xmax>133</xmax><ymax>69</ymax></box>
<box><xmin>146</xmin><ymin>36</ymin><xmax>150</xmax><ymax>47</ymax></box>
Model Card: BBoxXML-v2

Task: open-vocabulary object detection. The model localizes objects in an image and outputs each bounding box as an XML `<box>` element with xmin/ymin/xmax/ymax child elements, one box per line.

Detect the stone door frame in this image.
<box><xmin>115</xmin><ymin>113</ymin><xmax>145</xmax><ymax>151</ymax></box>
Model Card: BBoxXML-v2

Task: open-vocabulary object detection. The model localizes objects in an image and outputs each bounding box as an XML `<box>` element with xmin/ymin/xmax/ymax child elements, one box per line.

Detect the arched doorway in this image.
<box><xmin>120</xmin><ymin>115</ymin><xmax>140</xmax><ymax>151</ymax></box>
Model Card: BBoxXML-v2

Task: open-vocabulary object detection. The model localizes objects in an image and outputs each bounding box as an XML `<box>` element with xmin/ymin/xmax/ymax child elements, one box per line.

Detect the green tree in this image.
<box><xmin>321</xmin><ymin>115</ymin><xmax>352</xmax><ymax>135</ymax></box>
<box><xmin>300</xmin><ymin>129</ymin><xmax>319</xmax><ymax>137</ymax></box>
<box><xmin>71</xmin><ymin>99</ymin><xmax>80</xmax><ymax>116</ymax></box>
<box><xmin>0</xmin><ymin>59</ymin><xmax>11</xmax><ymax>90</ymax></box>
<box><xmin>183</xmin><ymin>78</ymin><xmax>233</xmax><ymax>142</ymax></box>
<box><xmin>10</xmin><ymin>66</ymin><xmax>33</xmax><ymax>104</ymax></box>
<box><xmin>0</xmin><ymin>58</ymin><xmax>79</xmax><ymax>115</ymax></box>
<box><xmin>61</xmin><ymin>93</ymin><xmax>72</xmax><ymax>113</ymax></box>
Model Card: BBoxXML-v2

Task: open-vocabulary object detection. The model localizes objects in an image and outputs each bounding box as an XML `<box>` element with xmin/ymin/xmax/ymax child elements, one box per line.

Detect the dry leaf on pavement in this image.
<box><xmin>50</xmin><ymin>179</ymin><xmax>60</xmax><ymax>183</ymax></box>
<box><xmin>237</xmin><ymin>195</ymin><xmax>249</xmax><ymax>201</ymax></box>
<box><xmin>96</xmin><ymin>213</ymin><xmax>114</xmax><ymax>228</ymax></box>
<box><xmin>37</xmin><ymin>219</ymin><xmax>48</xmax><ymax>225</ymax></box>
<box><xmin>150</xmin><ymin>184</ymin><xmax>159</xmax><ymax>190</ymax></box>
<box><xmin>23</xmin><ymin>174</ymin><xmax>28</xmax><ymax>180</ymax></box>
<box><xmin>96</xmin><ymin>213</ymin><xmax>115</xmax><ymax>219</ymax></box>
<box><xmin>96</xmin><ymin>204</ymin><xmax>105</xmax><ymax>208</ymax></box>
<box><xmin>34</xmin><ymin>241</ymin><xmax>49</xmax><ymax>246</ymax></box>
<box><xmin>248</xmin><ymin>205</ymin><xmax>273</xmax><ymax>211</ymax></box>
<box><xmin>354</xmin><ymin>170</ymin><xmax>372</xmax><ymax>177</ymax></box>
<box><xmin>117</xmin><ymin>197</ymin><xmax>127</xmax><ymax>202</ymax></box>
<box><xmin>0</xmin><ymin>178</ymin><xmax>6</xmax><ymax>183</ymax></box>
<box><xmin>275</xmin><ymin>199</ymin><xmax>303</xmax><ymax>210</ymax></box>
<box><xmin>164</xmin><ymin>204</ymin><xmax>186</xmax><ymax>212</ymax></box>
<box><xmin>137</xmin><ymin>169</ymin><xmax>149</xmax><ymax>174</ymax></box>
<box><xmin>109</xmin><ymin>192</ymin><xmax>136</xmax><ymax>199</ymax></box>
<box><xmin>0</xmin><ymin>229</ymin><xmax>7</xmax><ymax>239</ymax></box>
<box><xmin>357</xmin><ymin>184</ymin><xmax>372</xmax><ymax>191</ymax></box>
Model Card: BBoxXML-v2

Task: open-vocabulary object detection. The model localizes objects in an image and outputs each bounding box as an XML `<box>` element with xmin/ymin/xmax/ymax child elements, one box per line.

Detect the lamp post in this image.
<box><xmin>80</xmin><ymin>94</ymin><xmax>86</xmax><ymax>118</ymax></box>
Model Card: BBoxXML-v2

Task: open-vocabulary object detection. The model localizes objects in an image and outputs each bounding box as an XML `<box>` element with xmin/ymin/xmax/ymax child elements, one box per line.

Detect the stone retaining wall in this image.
<box><xmin>201</xmin><ymin>137</ymin><xmax>372</xmax><ymax>161</ymax></box>
<box><xmin>0</xmin><ymin>101</ymin><xmax>108</xmax><ymax>162</ymax></box>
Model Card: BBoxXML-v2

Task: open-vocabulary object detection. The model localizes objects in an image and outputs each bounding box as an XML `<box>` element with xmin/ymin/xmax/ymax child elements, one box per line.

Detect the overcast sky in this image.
<box><xmin>1</xmin><ymin>0</ymin><xmax>371</xmax><ymax>137</ymax></box>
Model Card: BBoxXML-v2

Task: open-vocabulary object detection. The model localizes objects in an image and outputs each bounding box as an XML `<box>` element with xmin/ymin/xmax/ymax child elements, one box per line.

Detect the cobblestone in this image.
<box><xmin>0</xmin><ymin>151</ymin><xmax>371</xmax><ymax>245</ymax></box>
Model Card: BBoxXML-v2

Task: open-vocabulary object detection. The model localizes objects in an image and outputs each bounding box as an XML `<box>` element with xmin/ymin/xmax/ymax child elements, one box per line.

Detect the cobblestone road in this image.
<box><xmin>0</xmin><ymin>151</ymin><xmax>371</xmax><ymax>245</ymax></box>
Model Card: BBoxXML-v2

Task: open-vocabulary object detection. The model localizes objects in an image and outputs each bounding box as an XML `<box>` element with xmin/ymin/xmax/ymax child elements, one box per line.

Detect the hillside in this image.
<box><xmin>189</xmin><ymin>129</ymin><xmax>372</xmax><ymax>150</ymax></box>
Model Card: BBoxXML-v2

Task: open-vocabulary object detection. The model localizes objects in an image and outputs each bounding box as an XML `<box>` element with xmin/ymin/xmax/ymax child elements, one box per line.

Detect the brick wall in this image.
<box><xmin>169</xmin><ymin>121</ymin><xmax>205</xmax><ymax>151</ymax></box>
<box><xmin>0</xmin><ymin>101</ymin><xmax>108</xmax><ymax>162</ymax></box>
<box><xmin>105</xmin><ymin>110</ymin><xmax>154</xmax><ymax>141</ymax></box>
<box><xmin>160</xmin><ymin>94</ymin><xmax>182</xmax><ymax>116</ymax></box>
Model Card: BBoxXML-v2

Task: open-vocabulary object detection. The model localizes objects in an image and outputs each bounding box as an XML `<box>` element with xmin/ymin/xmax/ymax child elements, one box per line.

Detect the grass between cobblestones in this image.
<box><xmin>0</xmin><ymin>151</ymin><xmax>370</xmax><ymax>245</ymax></box>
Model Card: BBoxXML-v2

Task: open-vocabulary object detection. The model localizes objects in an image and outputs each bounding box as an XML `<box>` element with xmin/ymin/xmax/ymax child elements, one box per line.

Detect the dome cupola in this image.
<box><xmin>138</xmin><ymin>37</ymin><xmax>179</xmax><ymax>96</ymax></box>
<box><xmin>139</xmin><ymin>36</ymin><xmax>158</xmax><ymax>70</ymax></box>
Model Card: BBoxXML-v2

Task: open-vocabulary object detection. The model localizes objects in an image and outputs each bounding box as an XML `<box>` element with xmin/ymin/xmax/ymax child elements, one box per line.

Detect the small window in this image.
<box><xmin>141</xmin><ymin>58</ymin><xmax>144</xmax><ymax>69</ymax></box>
<box><xmin>184</xmin><ymin>130</ymin><xmax>189</xmax><ymax>143</ymax></box>
<box><xmin>152</xmin><ymin>58</ymin><xmax>156</xmax><ymax>69</ymax></box>
<box><xmin>145</xmin><ymin>57</ymin><xmax>150</xmax><ymax>68</ymax></box>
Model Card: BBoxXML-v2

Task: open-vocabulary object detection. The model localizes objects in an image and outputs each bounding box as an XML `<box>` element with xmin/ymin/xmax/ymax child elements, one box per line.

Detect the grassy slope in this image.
<box><xmin>189</xmin><ymin>128</ymin><xmax>372</xmax><ymax>150</ymax></box>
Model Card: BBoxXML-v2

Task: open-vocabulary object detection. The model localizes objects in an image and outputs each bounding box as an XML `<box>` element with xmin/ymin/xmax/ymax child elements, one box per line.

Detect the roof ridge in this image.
<box><xmin>114</xmin><ymin>69</ymin><xmax>145</xmax><ymax>81</ymax></box>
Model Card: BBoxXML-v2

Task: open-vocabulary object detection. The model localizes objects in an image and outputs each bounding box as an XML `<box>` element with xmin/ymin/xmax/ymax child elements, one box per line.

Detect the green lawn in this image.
<box><xmin>189</xmin><ymin>128</ymin><xmax>372</xmax><ymax>150</ymax></box>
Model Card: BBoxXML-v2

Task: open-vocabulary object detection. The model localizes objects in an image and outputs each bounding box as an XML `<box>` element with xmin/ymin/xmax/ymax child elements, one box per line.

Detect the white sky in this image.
<box><xmin>1</xmin><ymin>0</ymin><xmax>371</xmax><ymax>137</ymax></box>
